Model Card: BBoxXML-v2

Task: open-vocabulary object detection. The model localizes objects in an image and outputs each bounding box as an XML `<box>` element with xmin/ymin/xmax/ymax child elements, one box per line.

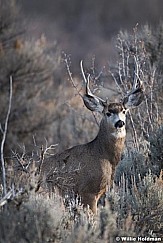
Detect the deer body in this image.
<box><xmin>42</xmin><ymin>104</ymin><xmax>126</xmax><ymax>214</ymax></box>
<box><xmin>41</xmin><ymin>62</ymin><xmax>144</xmax><ymax>214</ymax></box>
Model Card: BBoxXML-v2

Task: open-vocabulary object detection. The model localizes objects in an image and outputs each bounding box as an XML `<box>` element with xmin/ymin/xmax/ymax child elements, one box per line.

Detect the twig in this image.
<box><xmin>38</xmin><ymin>140</ymin><xmax>58</xmax><ymax>173</ymax></box>
<box><xmin>11</xmin><ymin>150</ymin><xmax>28</xmax><ymax>173</ymax></box>
<box><xmin>64</xmin><ymin>53</ymin><xmax>82</xmax><ymax>98</ymax></box>
<box><xmin>0</xmin><ymin>76</ymin><xmax>13</xmax><ymax>196</ymax></box>
<box><xmin>128</xmin><ymin>110</ymin><xmax>139</xmax><ymax>150</ymax></box>
<box><xmin>0</xmin><ymin>190</ymin><xmax>13</xmax><ymax>207</ymax></box>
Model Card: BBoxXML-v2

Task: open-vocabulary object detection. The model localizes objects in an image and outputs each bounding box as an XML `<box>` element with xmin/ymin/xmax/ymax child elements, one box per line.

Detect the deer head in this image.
<box><xmin>81</xmin><ymin>61</ymin><xmax>144</xmax><ymax>139</ymax></box>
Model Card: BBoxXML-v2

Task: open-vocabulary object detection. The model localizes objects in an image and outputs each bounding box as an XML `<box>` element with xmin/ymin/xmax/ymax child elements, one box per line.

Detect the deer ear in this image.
<box><xmin>123</xmin><ymin>81</ymin><xmax>144</xmax><ymax>109</ymax></box>
<box><xmin>83</xmin><ymin>94</ymin><xmax>105</xmax><ymax>113</ymax></box>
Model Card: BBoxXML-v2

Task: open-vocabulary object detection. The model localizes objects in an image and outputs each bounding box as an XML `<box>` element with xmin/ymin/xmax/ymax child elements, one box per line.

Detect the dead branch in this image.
<box><xmin>0</xmin><ymin>76</ymin><xmax>13</xmax><ymax>196</ymax></box>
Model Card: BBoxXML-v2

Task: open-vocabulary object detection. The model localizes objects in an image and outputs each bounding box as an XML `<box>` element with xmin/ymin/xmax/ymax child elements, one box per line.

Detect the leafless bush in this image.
<box><xmin>109</xmin><ymin>25</ymin><xmax>163</xmax><ymax>189</ymax></box>
<box><xmin>110</xmin><ymin>25</ymin><xmax>162</xmax><ymax>149</ymax></box>
<box><xmin>106</xmin><ymin>25</ymin><xmax>163</xmax><ymax>240</ymax></box>
<box><xmin>0</xmin><ymin>193</ymin><xmax>67</xmax><ymax>243</ymax></box>
<box><xmin>149</xmin><ymin>126</ymin><xmax>163</xmax><ymax>173</ymax></box>
<box><xmin>110</xmin><ymin>172</ymin><xmax>163</xmax><ymax>238</ymax></box>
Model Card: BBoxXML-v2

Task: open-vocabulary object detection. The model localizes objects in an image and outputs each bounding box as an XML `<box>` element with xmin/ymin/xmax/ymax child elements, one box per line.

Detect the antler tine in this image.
<box><xmin>80</xmin><ymin>60</ymin><xmax>106</xmax><ymax>103</ymax></box>
<box><xmin>125</xmin><ymin>79</ymin><xmax>143</xmax><ymax>97</ymax></box>
<box><xmin>123</xmin><ymin>79</ymin><xmax>144</xmax><ymax>108</ymax></box>
<box><xmin>80</xmin><ymin>60</ymin><xmax>93</xmax><ymax>97</ymax></box>
<box><xmin>133</xmin><ymin>79</ymin><xmax>143</xmax><ymax>92</ymax></box>
<box><xmin>80</xmin><ymin>60</ymin><xmax>87</xmax><ymax>83</ymax></box>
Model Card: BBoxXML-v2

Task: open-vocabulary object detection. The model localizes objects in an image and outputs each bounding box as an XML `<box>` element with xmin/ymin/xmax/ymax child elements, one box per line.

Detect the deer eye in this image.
<box><xmin>106</xmin><ymin>112</ymin><xmax>112</xmax><ymax>117</ymax></box>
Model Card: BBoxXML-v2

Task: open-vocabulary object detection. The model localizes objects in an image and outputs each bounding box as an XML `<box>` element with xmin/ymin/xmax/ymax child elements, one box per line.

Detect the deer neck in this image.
<box><xmin>92</xmin><ymin>119</ymin><xmax>126</xmax><ymax>166</ymax></box>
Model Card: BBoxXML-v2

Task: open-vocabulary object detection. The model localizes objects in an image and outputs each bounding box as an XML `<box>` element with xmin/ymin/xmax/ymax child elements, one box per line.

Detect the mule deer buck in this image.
<box><xmin>41</xmin><ymin>61</ymin><xmax>144</xmax><ymax>214</ymax></box>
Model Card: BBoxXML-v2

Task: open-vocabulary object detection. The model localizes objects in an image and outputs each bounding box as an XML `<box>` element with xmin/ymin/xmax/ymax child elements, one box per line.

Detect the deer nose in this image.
<box><xmin>115</xmin><ymin>120</ymin><xmax>125</xmax><ymax>128</ymax></box>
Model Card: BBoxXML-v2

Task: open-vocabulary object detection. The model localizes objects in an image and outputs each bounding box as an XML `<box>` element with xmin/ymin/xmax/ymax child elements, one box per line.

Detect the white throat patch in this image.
<box><xmin>111</xmin><ymin>127</ymin><xmax>126</xmax><ymax>139</ymax></box>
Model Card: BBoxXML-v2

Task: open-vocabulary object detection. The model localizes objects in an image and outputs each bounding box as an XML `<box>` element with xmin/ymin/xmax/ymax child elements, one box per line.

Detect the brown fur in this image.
<box><xmin>41</xmin><ymin>109</ymin><xmax>125</xmax><ymax>214</ymax></box>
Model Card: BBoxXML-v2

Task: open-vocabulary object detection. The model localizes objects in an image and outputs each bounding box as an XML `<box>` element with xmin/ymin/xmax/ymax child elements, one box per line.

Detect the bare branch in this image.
<box><xmin>0</xmin><ymin>124</ymin><xmax>4</xmax><ymax>134</ymax></box>
<box><xmin>1</xmin><ymin>76</ymin><xmax>13</xmax><ymax>196</ymax></box>
<box><xmin>64</xmin><ymin>53</ymin><xmax>82</xmax><ymax>98</ymax></box>
<box><xmin>38</xmin><ymin>140</ymin><xmax>58</xmax><ymax>174</ymax></box>
<box><xmin>11</xmin><ymin>149</ymin><xmax>28</xmax><ymax>173</ymax></box>
<box><xmin>0</xmin><ymin>190</ymin><xmax>13</xmax><ymax>207</ymax></box>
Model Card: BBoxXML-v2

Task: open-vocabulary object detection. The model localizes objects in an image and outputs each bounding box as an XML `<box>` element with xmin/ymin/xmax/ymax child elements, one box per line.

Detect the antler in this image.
<box><xmin>80</xmin><ymin>60</ymin><xmax>106</xmax><ymax>112</ymax></box>
<box><xmin>80</xmin><ymin>60</ymin><xmax>93</xmax><ymax>97</ymax></box>
<box><xmin>123</xmin><ymin>79</ymin><xmax>144</xmax><ymax>109</ymax></box>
